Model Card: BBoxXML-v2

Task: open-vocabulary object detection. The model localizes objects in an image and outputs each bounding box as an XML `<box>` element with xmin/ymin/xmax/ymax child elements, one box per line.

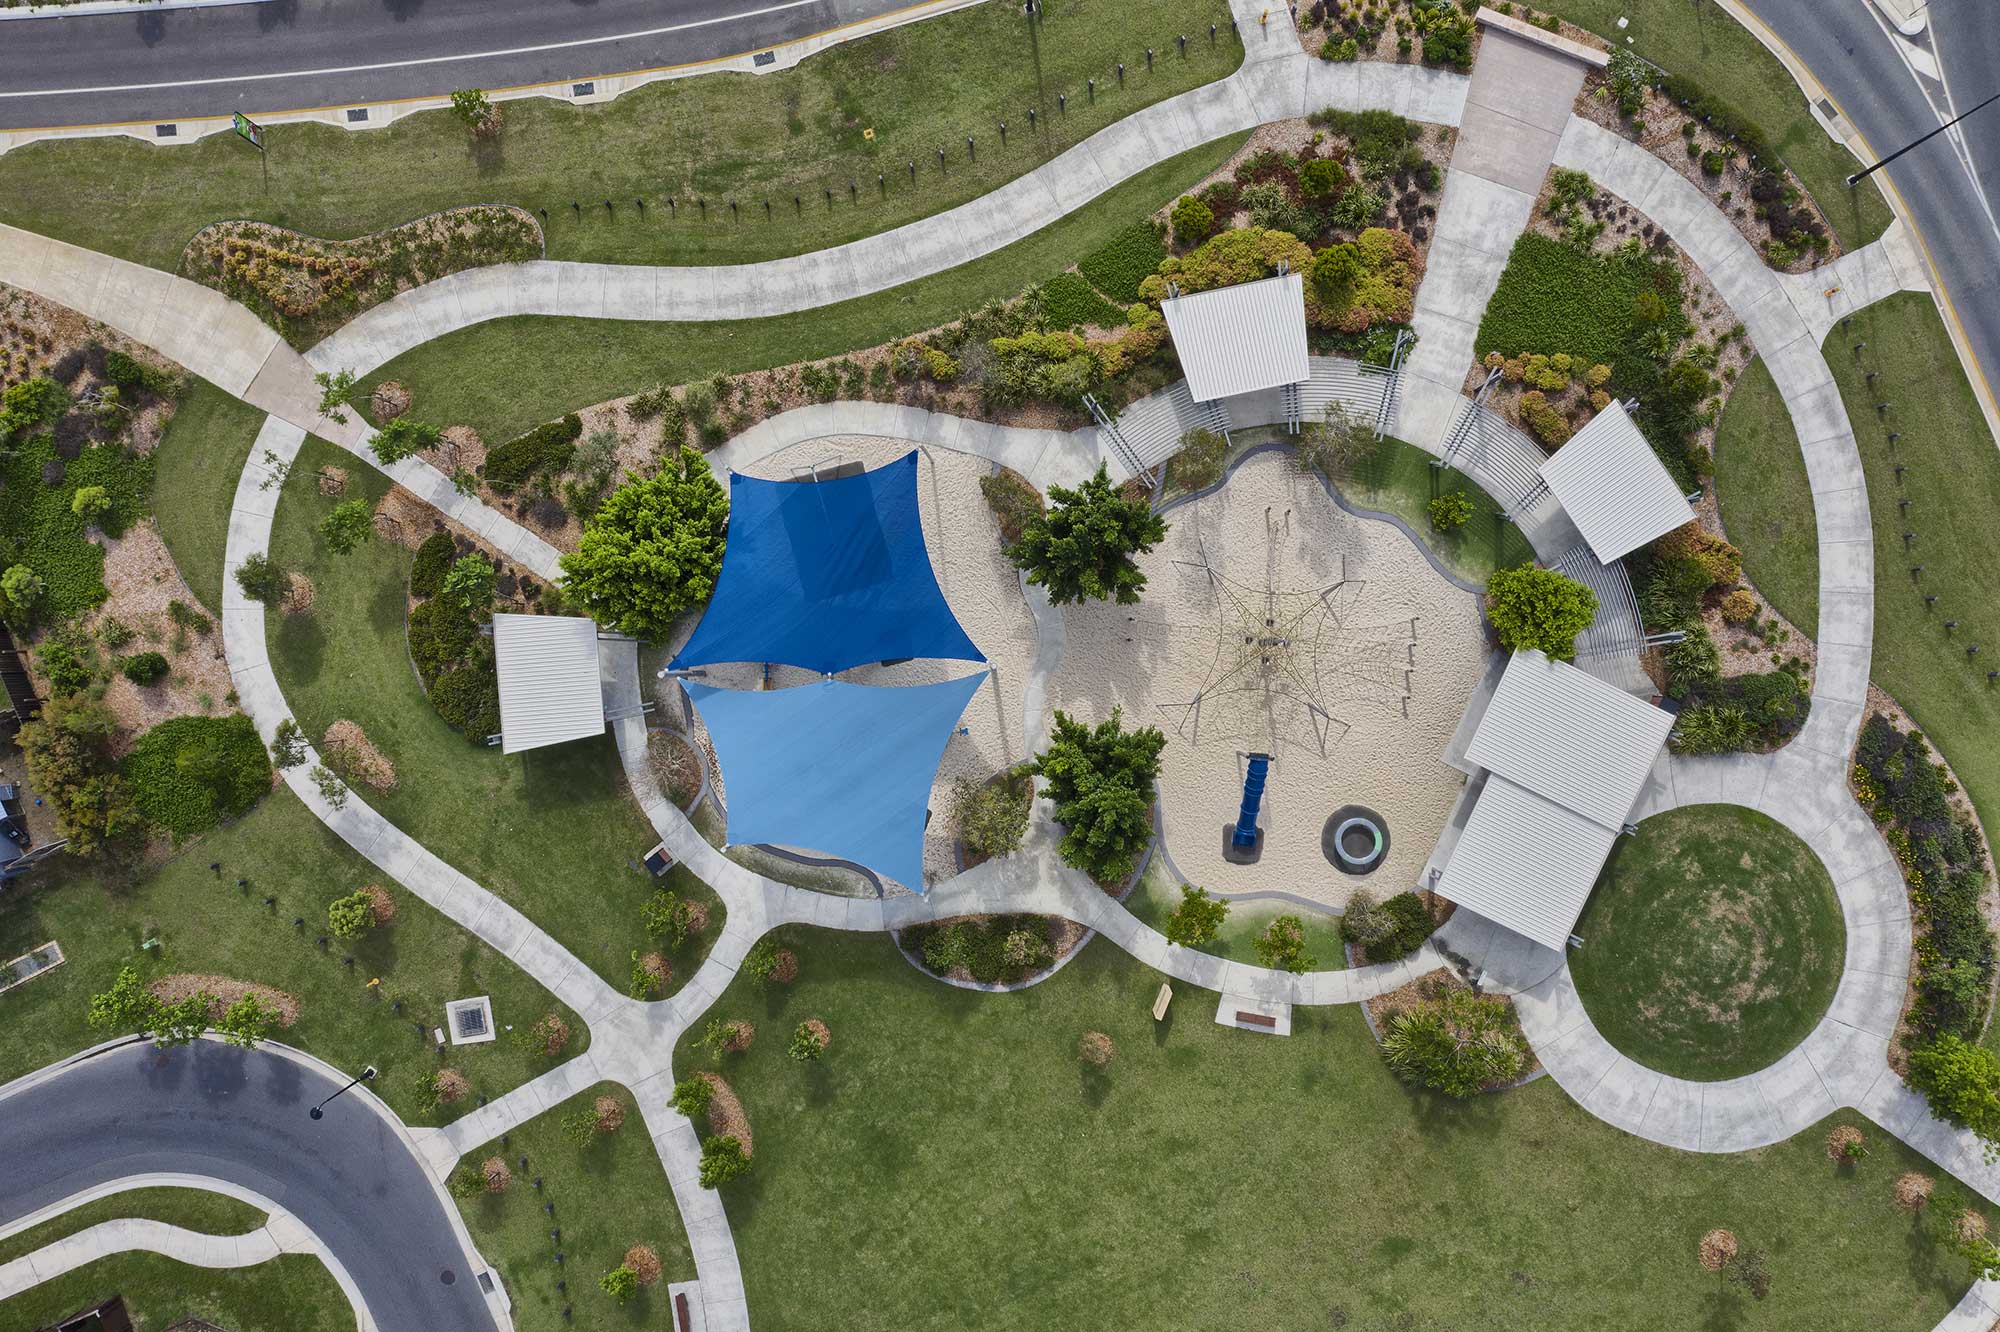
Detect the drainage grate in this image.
<box><xmin>346</xmin><ymin>108</ymin><xmax>368</xmax><ymax>123</ymax></box>
<box><xmin>1816</xmin><ymin>97</ymin><xmax>1837</xmax><ymax>120</ymax></box>
<box><xmin>154</xmin><ymin>124</ymin><xmax>177</xmax><ymax>138</ymax></box>
<box><xmin>454</xmin><ymin>1006</ymin><xmax>488</xmax><ymax>1038</ymax></box>
<box><xmin>572</xmin><ymin>81</ymin><xmax>595</xmax><ymax>97</ymax></box>
<box><xmin>753</xmin><ymin>50</ymin><xmax>776</xmax><ymax>66</ymax></box>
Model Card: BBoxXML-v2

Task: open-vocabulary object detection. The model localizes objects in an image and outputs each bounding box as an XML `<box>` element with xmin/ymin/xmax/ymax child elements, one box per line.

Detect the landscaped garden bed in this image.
<box><xmin>0</xmin><ymin>0</ymin><xmax>1243</xmax><ymax>273</ymax></box>
<box><xmin>1576</xmin><ymin>44</ymin><xmax>1836</xmax><ymax>271</ymax></box>
<box><xmin>266</xmin><ymin>436</ymin><xmax>722</xmax><ymax>992</ymax></box>
<box><xmin>181</xmin><ymin>206</ymin><xmax>542</xmax><ymax>348</ymax></box>
<box><xmin>1364</xmin><ymin>965</ymin><xmax>1540</xmax><ymax>1093</ymax></box>
<box><xmin>676</xmin><ymin>925</ymin><xmax>1986</xmax><ymax>1330</ymax></box>
<box><xmin>1569</xmin><ymin>804</ymin><xmax>1845</xmax><ymax>1081</ymax></box>
<box><xmin>896</xmin><ymin>914</ymin><xmax>1087</xmax><ymax>988</ymax></box>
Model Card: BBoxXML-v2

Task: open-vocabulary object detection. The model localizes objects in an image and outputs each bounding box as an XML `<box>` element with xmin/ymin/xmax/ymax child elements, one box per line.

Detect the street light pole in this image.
<box><xmin>308</xmin><ymin>1066</ymin><xmax>377</xmax><ymax>1120</ymax></box>
<box><xmin>1847</xmin><ymin>89</ymin><xmax>2000</xmax><ymax>186</ymax></box>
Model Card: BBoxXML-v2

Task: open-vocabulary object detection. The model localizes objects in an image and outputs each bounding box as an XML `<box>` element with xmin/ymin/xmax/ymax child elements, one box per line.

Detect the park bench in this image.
<box><xmin>675</xmin><ymin>1291</ymin><xmax>691</xmax><ymax>1331</ymax></box>
<box><xmin>1236</xmin><ymin>1010</ymin><xmax>1278</xmax><ymax>1029</ymax></box>
<box><xmin>1152</xmin><ymin>982</ymin><xmax>1172</xmax><ymax>1021</ymax></box>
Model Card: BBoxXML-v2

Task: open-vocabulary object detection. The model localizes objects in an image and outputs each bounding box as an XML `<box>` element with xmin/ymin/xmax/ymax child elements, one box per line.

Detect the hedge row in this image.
<box><xmin>481</xmin><ymin>413</ymin><xmax>581</xmax><ymax>490</ymax></box>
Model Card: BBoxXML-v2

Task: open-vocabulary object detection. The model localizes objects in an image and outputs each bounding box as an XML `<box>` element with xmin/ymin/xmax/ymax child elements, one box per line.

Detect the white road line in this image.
<box><xmin>0</xmin><ymin>0</ymin><xmax>823</xmax><ymax>99</ymax></box>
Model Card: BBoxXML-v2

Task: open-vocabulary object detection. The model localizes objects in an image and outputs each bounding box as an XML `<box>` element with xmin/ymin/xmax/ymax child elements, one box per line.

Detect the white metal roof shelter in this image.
<box><xmin>1436</xmin><ymin>650</ymin><xmax>1675</xmax><ymax>951</ymax></box>
<box><xmin>1159</xmin><ymin>272</ymin><xmax>1311</xmax><ymax>403</ymax></box>
<box><xmin>1537</xmin><ymin>400</ymin><xmax>1695</xmax><ymax>563</ymax></box>
<box><xmin>492</xmin><ymin>613</ymin><xmax>605</xmax><ymax>755</ymax></box>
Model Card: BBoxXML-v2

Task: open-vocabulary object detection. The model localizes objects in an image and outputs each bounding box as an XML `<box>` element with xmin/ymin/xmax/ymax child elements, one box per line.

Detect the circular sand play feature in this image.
<box><xmin>1569</xmin><ymin>804</ymin><xmax>1846</xmax><ymax>1081</ymax></box>
<box><xmin>1323</xmin><ymin>804</ymin><xmax>1389</xmax><ymax>875</ymax></box>
<box><xmin>1047</xmin><ymin>447</ymin><xmax>1487</xmax><ymax>907</ymax></box>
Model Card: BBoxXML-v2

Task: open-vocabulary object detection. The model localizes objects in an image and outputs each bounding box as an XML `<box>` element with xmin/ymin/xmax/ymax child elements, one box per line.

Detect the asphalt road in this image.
<box><xmin>0</xmin><ymin>1040</ymin><xmax>497</xmax><ymax>1332</ymax></box>
<box><xmin>1742</xmin><ymin>0</ymin><xmax>2000</xmax><ymax>424</ymax></box>
<box><xmin>0</xmin><ymin>0</ymin><xmax>909</xmax><ymax>130</ymax></box>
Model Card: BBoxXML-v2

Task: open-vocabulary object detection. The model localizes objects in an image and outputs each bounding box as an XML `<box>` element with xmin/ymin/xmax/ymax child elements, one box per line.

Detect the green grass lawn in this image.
<box><xmin>0</xmin><ymin>787</ymin><xmax>587</xmax><ymax>1125</ymax></box>
<box><xmin>153</xmin><ymin>379</ymin><xmax>270</xmax><ymax>615</ymax></box>
<box><xmin>0</xmin><ymin>1187</ymin><xmax>263</xmax><ymax>1267</ymax></box>
<box><xmin>454</xmin><ymin>1083</ymin><xmax>693</xmax><ymax>1332</ymax></box>
<box><xmin>264</xmin><ymin>437</ymin><xmax>720</xmax><ymax>993</ymax></box>
<box><xmin>675</xmin><ymin>924</ymin><xmax>1977</xmax><ymax>1331</ymax></box>
<box><xmin>1714</xmin><ymin>292</ymin><xmax>2000</xmax><ymax>838</ymax></box>
<box><xmin>355</xmin><ymin>136</ymin><xmax>1245</xmax><ymax>442</ymax></box>
<box><xmin>1538</xmin><ymin>0</ymin><xmax>1892</xmax><ymax>250</ymax></box>
<box><xmin>1124</xmin><ymin>859</ymin><xmax>1349</xmax><ymax>969</ymax></box>
<box><xmin>1570</xmin><ymin>804</ymin><xmax>1844</xmax><ymax>1081</ymax></box>
<box><xmin>0</xmin><ymin>2</ymin><xmax>1238</xmax><ymax>274</ymax></box>
<box><xmin>0</xmin><ymin>1253</ymin><xmax>353</xmax><ymax>1332</ymax></box>
<box><xmin>1712</xmin><ymin>353</ymin><xmax>1818</xmax><ymax>635</ymax></box>
<box><xmin>1330</xmin><ymin>435</ymin><xmax>1540</xmax><ymax>585</ymax></box>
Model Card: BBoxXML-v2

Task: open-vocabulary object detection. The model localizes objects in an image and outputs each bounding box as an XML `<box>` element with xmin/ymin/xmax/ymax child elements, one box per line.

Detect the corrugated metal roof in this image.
<box><xmin>1464</xmin><ymin>650</ymin><xmax>1674</xmax><ymax>830</ymax></box>
<box><xmin>1160</xmin><ymin>272</ymin><xmax>1311</xmax><ymax>403</ymax></box>
<box><xmin>1435</xmin><ymin>774</ymin><xmax>1621</xmax><ymax>952</ymax></box>
<box><xmin>493</xmin><ymin>613</ymin><xmax>606</xmax><ymax>755</ymax></box>
<box><xmin>1537</xmin><ymin>401</ymin><xmax>1695</xmax><ymax>563</ymax></box>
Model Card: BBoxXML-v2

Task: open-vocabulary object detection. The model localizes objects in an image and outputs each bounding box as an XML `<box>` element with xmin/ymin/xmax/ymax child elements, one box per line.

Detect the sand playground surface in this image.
<box><xmin>659</xmin><ymin>439</ymin><xmax>1489</xmax><ymax>906</ymax></box>
<box><xmin>1051</xmin><ymin>448</ymin><xmax>1488</xmax><ymax>909</ymax></box>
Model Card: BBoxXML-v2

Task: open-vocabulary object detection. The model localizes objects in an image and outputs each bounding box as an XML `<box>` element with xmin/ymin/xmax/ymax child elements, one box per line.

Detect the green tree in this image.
<box><xmin>313</xmin><ymin>368</ymin><xmax>356</xmax><ymax>425</ymax></box>
<box><xmin>327</xmin><ymin>890</ymin><xmax>376</xmax><ymax>939</ymax></box>
<box><xmin>18</xmin><ymin>695</ymin><xmax>133</xmax><ymax>857</ymax></box>
<box><xmin>670</xmin><ymin>1074</ymin><xmax>715</xmax><ymax>1119</ymax></box>
<box><xmin>1029</xmin><ymin>707</ymin><xmax>1166</xmax><ymax>882</ymax></box>
<box><xmin>87</xmin><ymin>965</ymin><xmax>159</xmax><ymax>1035</ymax></box>
<box><xmin>0</xmin><ymin>563</ymin><xmax>45</xmax><ymax>619</ymax></box>
<box><xmin>368</xmin><ymin>417</ymin><xmax>440</xmax><ymax>466</ymax></box>
<box><xmin>1164</xmin><ymin>884</ymin><xmax>1229</xmax><ymax>947</ymax></box>
<box><xmin>1254</xmin><ymin>914</ymin><xmax>1315</xmax><ymax>973</ymax></box>
<box><xmin>1484</xmin><ymin>564</ymin><xmax>1599</xmax><ymax>661</ymax></box>
<box><xmin>233</xmin><ymin>551</ymin><xmax>287</xmax><ymax>603</ymax></box>
<box><xmin>269</xmin><ymin>717</ymin><xmax>309</xmax><ymax>769</ymax></box>
<box><xmin>151</xmin><ymin>989</ymin><xmax>215</xmax><ymax>1048</ymax></box>
<box><xmin>951</xmin><ymin>774</ymin><xmax>1030</xmax><ymax>859</ymax></box>
<box><xmin>599</xmin><ymin>1265</ymin><xmax>640</xmax><ymax>1302</ymax></box>
<box><xmin>698</xmin><ymin>1134</ymin><xmax>751</xmax><ymax>1188</ymax></box>
<box><xmin>1909</xmin><ymin>1035</ymin><xmax>2000</xmax><ymax>1150</ymax></box>
<box><xmin>559</xmin><ymin>447</ymin><xmax>729</xmax><ymax>639</ymax></box>
<box><xmin>562</xmin><ymin>1105</ymin><xmax>603</xmax><ymax>1148</ymax></box>
<box><xmin>1307</xmin><ymin>242</ymin><xmax>1362</xmax><ymax>311</ymax></box>
<box><xmin>788</xmin><ymin>1021</ymin><xmax>828</xmax><ymax>1062</ymax></box>
<box><xmin>441</xmin><ymin>553</ymin><xmax>497</xmax><ymax>614</ymax></box>
<box><xmin>216</xmin><ymin>992</ymin><xmax>281</xmax><ymax>1049</ymax></box>
<box><xmin>319</xmin><ymin>498</ymin><xmax>375</xmax><ymax>555</ymax></box>
<box><xmin>1427</xmin><ymin>492</ymin><xmax>1473</xmax><ymax>531</ymax></box>
<box><xmin>1005</xmin><ymin>465</ymin><xmax>1167</xmax><ymax>607</ymax></box>
<box><xmin>1169</xmin><ymin>194</ymin><xmax>1213</xmax><ymax>246</ymax></box>
<box><xmin>642</xmin><ymin>890</ymin><xmax>695</xmax><ymax>947</ymax></box>
<box><xmin>70</xmin><ymin>485</ymin><xmax>111</xmax><ymax>520</ymax></box>
<box><xmin>1292</xmin><ymin>402</ymin><xmax>1377</xmax><ymax>478</ymax></box>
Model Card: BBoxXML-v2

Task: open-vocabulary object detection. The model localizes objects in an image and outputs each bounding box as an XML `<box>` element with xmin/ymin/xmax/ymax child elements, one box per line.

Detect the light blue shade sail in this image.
<box><xmin>670</xmin><ymin>451</ymin><xmax>986</xmax><ymax>674</ymax></box>
<box><xmin>685</xmin><ymin>671</ymin><xmax>988</xmax><ymax>891</ymax></box>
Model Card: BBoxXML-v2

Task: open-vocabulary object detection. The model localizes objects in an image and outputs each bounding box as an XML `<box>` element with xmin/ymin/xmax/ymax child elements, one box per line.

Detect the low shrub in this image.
<box><xmin>1342</xmin><ymin>891</ymin><xmax>1432</xmax><ymax>963</ymax></box>
<box><xmin>698</xmin><ymin>1134</ymin><xmax>751</xmax><ymax>1188</ymax></box>
<box><xmin>234</xmin><ymin>551</ymin><xmax>287</xmax><ymax>603</ymax></box>
<box><xmin>977</xmin><ymin>470</ymin><xmax>1043</xmax><ymax>544</ymax></box>
<box><xmin>1427</xmin><ymin>492</ymin><xmax>1473</xmax><ymax>530</ymax></box>
<box><xmin>409</xmin><ymin>530</ymin><xmax>457</xmax><ymax>597</ymax></box>
<box><xmin>1164</xmin><ymin>884</ymin><xmax>1229</xmax><ymax>948</ymax></box>
<box><xmin>117</xmin><ymin>650</ymin><xmax>169</xmax><ymax>685</ymax></box>
<box><xmin>1169</xmin><ymin>195</ymin><xmax>1215</xmax><ymax>248</ymax></box>
<box><xmin>406</xmin><ymin>595</ymin><xmax>480</xmax><ymax>685</ymax></box>
<box><xmin>481</xmin><ymin>413</ymin><xmax>583</xmax><ymax>490</ymax></box>
<box><xmin>122</xmin><ymin>713</ymin><xmax>273</xmax><ymax>839</ymax></box>
<box><xmin>430</xmin><ymin>665</ymin><xmax>501</xmax><ymax>739</ymax></box>
<box><xmin>1382</xmin><ymin>985</ymin><xmax>1531</xmax><ymax>1098</ymax></box>
<box><xmin>1517</xmin><ymin>390</ymin><xmax>1572</xmax><ymax>448</ymax></box>
<box><xmin>951</xmin><ymin>772</ymin><xmax>1032</xmax><ymax>860</ymax></box>
<box><xmin>901</xmin><ymin>914</ymin><xmax>1060</xmax><ymax>985</ymax></box>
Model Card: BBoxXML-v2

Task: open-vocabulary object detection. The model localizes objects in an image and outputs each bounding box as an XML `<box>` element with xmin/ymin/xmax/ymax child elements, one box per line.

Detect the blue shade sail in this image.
<box><xmin>670</xmin><ymin>451</ymin><xmax>986</xmax><ymax>675</ymax></box>
<box><xmin>684</xmin><ymin>671</ymin><xmax>988</xmax><ymax>891</ymax></box>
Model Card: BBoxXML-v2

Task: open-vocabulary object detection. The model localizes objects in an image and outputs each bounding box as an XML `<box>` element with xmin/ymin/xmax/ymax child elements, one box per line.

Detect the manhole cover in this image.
<box><xmin>440</xmin><ymin>1269</ymin><xmax>456</xmax><ymax>1285</ymax></box>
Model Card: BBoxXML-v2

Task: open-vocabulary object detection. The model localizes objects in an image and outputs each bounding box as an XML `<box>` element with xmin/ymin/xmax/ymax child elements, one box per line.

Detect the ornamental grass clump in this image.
<box><xmin>1381</xmin><ymin>985</ymin><xmax>1531</xmax><ymax>1099</ymax></box>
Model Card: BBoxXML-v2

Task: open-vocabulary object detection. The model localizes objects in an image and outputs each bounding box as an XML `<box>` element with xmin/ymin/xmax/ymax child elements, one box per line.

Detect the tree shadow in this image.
<box><xmin>381</xmin><ymin>0</ymin><xmax>425</xmax><ymax>19</ymax></box>
<box><xmin>1078</xmin><ymin>1061</ymin><xmax>1110</xmax><ymax>1107</ymax></box>
<box><xmin>255</xmin><ymin>0</ymin><xmax>299</xmax><ymax>31</ymax></box>
<box><xmin>134</xmin><ymin>11</ymin><xmax>166</xmax><ymax>45</ymax></box>
<box><xmin>273</xmin><ymin>606</ymin><xmax>327</xmax><ymax>687</ymax></box>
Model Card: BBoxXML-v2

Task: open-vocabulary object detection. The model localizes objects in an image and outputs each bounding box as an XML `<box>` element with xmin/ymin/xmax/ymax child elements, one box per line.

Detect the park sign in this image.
<box><xmin>232</xmin><ymin>112</ymin><xmax>265</xmax><ymax>152</ymax></box>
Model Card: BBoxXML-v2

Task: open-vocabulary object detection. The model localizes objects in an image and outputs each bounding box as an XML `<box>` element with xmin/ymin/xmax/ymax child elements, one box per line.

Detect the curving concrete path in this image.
<box><xmin>5</xmin><ymin>6</ymin><xmax>1992</xmax><ymax>1326</ymax></box>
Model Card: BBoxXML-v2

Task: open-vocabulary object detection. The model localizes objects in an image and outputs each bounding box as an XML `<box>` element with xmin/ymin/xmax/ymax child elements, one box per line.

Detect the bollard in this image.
<box><xmin>967</xmin><ymin>135</ymin><xmax>975</xmax><ymax>159</ymax></box>
<box><xmin>1179</xmin><ymin>33</ymin><xmax>1186</xmax><ymax>55</ymax></box>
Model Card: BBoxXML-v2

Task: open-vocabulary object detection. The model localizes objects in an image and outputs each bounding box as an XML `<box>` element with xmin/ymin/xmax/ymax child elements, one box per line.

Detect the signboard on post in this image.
<box><xmin>232</xmin><ymin>112</ymin><xmax>265</xmax><ymax>152</ymax></box>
